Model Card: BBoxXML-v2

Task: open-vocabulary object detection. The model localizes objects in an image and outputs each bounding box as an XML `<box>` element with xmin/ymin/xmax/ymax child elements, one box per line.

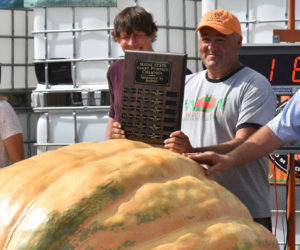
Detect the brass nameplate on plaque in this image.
<box><xmin>135</xmin><ymin>61</ymin><xmax>171</xmax><ymax>86</ymax></box>
<box><xmin>119</xmin><ymin>50</ymin><xmax>187</xmax><ymax>145</ymax></box>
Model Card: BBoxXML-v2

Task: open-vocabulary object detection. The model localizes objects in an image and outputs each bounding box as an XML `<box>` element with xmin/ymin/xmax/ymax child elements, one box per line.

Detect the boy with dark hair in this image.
<box><xmin>106</xmin><ymin>6</ymin><xmax>158</xmax><ymax>139</ymax></box>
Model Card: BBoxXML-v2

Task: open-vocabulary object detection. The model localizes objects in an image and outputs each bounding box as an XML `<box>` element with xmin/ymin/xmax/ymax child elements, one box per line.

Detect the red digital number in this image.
<box><xmin>269</xmin><ymin>58</ymin><xmax>276</xmax><ymax>82</ymax></box>
<box><xmin>292</xmin><ymin>57</ymin><xmax>300</xmax><ymax>83</ymax></box>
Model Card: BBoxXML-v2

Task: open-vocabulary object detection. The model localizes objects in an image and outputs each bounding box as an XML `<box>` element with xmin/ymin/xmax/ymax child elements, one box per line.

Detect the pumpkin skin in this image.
<box><xmin>0</xmin><ymin>139</ymin><xmax>279</xmax><ymax>249</ymax></box>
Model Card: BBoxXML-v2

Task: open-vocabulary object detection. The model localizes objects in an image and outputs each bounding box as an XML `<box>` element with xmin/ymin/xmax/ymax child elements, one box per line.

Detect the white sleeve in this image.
<box><xmin>267</xmin><ymin>90</ymin><xmax>300</xmax><ymax>143</ymax></box>
<box><xmin>0</xmin><ymin>101</ymin><xmax>23</xmax><ymax>140</ymax></box>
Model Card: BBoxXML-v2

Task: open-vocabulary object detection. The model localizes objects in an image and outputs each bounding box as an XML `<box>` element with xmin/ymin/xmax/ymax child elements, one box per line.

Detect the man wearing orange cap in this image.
<box><xmin>164</xmin><ymin>9</ymin><xmax>276</xmax><ymax>231</ymax></box>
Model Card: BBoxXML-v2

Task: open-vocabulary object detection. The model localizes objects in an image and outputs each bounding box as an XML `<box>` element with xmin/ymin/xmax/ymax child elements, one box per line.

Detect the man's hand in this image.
<box><xmin>111</xmin><ymin>122</ymin><xmax>126</xmax><ymax>139</ymax></box>
<box><xmin>164</xmin><ymin>131</ymin><xmax>193</xmax><ymax>154</ymax></box>
<box><xmin>183</xmin><ymin>151</ymin><xmax>235</xmax><ymax>176</ymax></box>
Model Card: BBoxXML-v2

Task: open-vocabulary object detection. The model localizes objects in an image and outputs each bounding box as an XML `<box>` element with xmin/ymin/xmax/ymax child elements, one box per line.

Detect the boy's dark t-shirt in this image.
<box><xmin>107</xmin><ymin>60</ymin><xmax>124</xmax><ymax>121</ymax></box>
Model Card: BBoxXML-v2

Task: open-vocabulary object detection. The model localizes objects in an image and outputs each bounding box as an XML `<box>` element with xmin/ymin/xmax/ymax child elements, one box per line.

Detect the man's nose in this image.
<box><xmin>207</xmin><ymin>40</ymin><xmax>218</xmax><ymax>50</ymax></box>
<box><xmin>127</xmin><ymin>34</ymin><xmax>137</xmax><ymax>45</ymax></box>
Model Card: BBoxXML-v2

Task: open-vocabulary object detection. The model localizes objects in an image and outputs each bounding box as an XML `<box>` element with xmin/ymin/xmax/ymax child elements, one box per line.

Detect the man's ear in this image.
<box><xmin>151</xmin><ymin>33</ymin><xmax>157</xmax><ymax>42</ymax></box>
<box><xmin>235</xmin><ymin>33</ymin><xmax>243</xmax><ymax>50</ymax></box>
<box><xmin>238</xmin><ymin>36</ymin><xmax>243</xmax><ymax>48</ymax></box>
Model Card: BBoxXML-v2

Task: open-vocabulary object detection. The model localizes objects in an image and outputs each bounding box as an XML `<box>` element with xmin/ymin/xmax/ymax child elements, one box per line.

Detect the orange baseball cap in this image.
<box><xmin>195</xmin><ymin>9</ymin><xmax>242</xmax><ymax>36</ymax></box>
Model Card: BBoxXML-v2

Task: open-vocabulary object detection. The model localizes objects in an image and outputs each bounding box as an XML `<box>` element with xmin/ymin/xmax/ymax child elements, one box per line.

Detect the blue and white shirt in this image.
<box><xmin>267</xmin><ymin>90</ymin><xmax>300</xmax><ymax>143</ymax></box>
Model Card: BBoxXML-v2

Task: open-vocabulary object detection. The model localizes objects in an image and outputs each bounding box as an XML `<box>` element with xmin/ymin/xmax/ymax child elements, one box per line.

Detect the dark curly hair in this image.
<box><xmin>112</xmin><ymin>6</ymin><xmax>158</xmax><ymax>42</ymax></box>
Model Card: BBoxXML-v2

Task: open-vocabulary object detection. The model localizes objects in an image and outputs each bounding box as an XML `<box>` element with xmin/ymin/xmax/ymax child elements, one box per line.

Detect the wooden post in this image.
<box><xmin>287</xmin><ymin>153</ymin><xmax>295</xmax><ymax>250</ymax></box>
<box><xmin>288</xmin><ymin>0</ymin><xmax>295</xmax><ymax>31</ymax></box>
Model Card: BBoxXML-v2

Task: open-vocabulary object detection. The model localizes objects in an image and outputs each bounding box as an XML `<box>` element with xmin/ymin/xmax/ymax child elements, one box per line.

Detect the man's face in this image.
<box><xmin>199</xmin><ymin>27</ymin><xmax>242</xmax><ymax>76</ymax></box>
<box><xmin>118</xmin><ymin>30</ymin><xmax>154</xmax><ymax>52</ymax></box>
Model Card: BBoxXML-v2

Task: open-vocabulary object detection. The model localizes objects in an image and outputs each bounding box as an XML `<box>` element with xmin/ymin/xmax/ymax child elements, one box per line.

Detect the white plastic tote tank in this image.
<box><xmin>0</xmin><ymin>8</ymin><xmax>36</xmax><ymax>90</ymax></box>
<box><xmin>32</xmin><ymin>6</ymin><xmax>113</xmax><ymax>153</ymax></box>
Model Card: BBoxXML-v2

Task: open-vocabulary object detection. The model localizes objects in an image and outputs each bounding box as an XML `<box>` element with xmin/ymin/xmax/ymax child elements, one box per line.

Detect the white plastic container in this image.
<box><xmin>36</xmin><ymin>110</ymin><xmax>109</xmax><ymax>153</ymax></box>
<box><xmin>33</xmin><ymin>7</ymin><xmax>110</xmax><ymax>86</ymax></box>
<box><xmin>0</xmin><ymin>9</ymin><xmax>36</xmax><ymax>89</ymax></box>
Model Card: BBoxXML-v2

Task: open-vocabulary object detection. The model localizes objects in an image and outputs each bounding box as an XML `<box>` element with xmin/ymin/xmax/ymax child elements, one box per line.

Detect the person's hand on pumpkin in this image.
<box><xmin>111</xmin><ymin>122</ymin><xmax>126</xmax><ymax>139</ymax></box>
<box><xmin>183</xmin><ymin>151</ymin><xmax>235</xmax><ymax>176</ymax></box>
<box><xmin>164</xmin><ymin>130</ymin><xmax>193</xmax><ymax>154</ymax></box>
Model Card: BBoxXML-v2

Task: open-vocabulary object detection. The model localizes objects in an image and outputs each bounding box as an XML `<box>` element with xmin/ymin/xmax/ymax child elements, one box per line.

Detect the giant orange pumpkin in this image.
<box><xmin>0</xmin><ymin>139</ymin><xmax>278</xmax><ymax>249</ymax></box>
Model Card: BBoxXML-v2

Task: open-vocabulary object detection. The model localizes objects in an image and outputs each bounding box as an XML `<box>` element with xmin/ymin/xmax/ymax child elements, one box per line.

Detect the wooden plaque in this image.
<box><xmin>119</xmin><ymin>50</ymin><xmax>187</xmax><ymax>145</ymax></box>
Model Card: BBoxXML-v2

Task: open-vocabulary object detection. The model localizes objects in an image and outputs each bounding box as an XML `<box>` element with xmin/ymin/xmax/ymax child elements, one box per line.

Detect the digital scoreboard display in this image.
<box><xmin>239</xmin><ymin>44</ymin><xmax>300</xmax><ymax>94</ymax></box>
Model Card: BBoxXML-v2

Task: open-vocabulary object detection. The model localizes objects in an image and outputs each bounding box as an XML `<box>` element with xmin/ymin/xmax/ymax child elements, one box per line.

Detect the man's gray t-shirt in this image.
<box><xmin>182</xmin><ymin>66</ymin><xmax>276</xmax><ymax>218</ymax></box>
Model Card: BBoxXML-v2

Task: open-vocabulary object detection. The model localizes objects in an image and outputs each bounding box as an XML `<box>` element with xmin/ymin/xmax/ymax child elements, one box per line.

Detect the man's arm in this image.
<box><xmin>164</xmin><ymin>126</ymin><xmax>258</xmax><ymax>154</ymax></box>
<box><xmin>3</xmin><ymin>133</ymin><xmax>25</xmax><ymax>164</ymax></box>
<box><xmin>185</xmin><ymin>125</ymin><xmax>285</xmax><ymax>175</ymax></box>
<box><xmin>196</xmin><ymin>126</ymin><xmax>259</xmax><ymax>154</ymax></box>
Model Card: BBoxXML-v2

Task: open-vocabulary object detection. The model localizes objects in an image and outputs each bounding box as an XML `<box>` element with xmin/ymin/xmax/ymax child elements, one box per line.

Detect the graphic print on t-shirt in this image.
<box><xmin>183</xmin><ymin>94</ymin><xmax>229</xmax><ymax>120</ymax></box>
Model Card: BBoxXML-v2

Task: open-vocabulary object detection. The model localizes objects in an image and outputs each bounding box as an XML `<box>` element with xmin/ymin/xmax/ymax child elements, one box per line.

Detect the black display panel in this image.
<box><xmin>240</xmin><ymin>54</ymin><xmax>300</xmax><ymax>84</ymax></box>
<box><xmin>239</xmin><ymin>45</ymin><xmax>300</xmax><ymax>94</ymax></box>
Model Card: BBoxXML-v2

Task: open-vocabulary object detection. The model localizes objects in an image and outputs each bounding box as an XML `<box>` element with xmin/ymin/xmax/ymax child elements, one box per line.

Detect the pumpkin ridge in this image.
<box><xmin>46</xmin><ymin>153</ymin><xmax>205</xmax><ymax>248</ymax></box>
<box><xmin>9</xmin><ymin>180</ymin><xmax>125</xmax><ymax>249</ymax></box>
<box><xmin>4</xmin><ymin>195</ymin><xmax>41</xmax><ymax>249</ymax></box>
<box><xmin>77</xmin><ymin>176</ymin><xmax>252</xmax><ymax>248</ymax></box>
<box><xmin>132</xmin><ymin>216</ymin><xmax>278</xmax><ymax>250</ymax></box>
